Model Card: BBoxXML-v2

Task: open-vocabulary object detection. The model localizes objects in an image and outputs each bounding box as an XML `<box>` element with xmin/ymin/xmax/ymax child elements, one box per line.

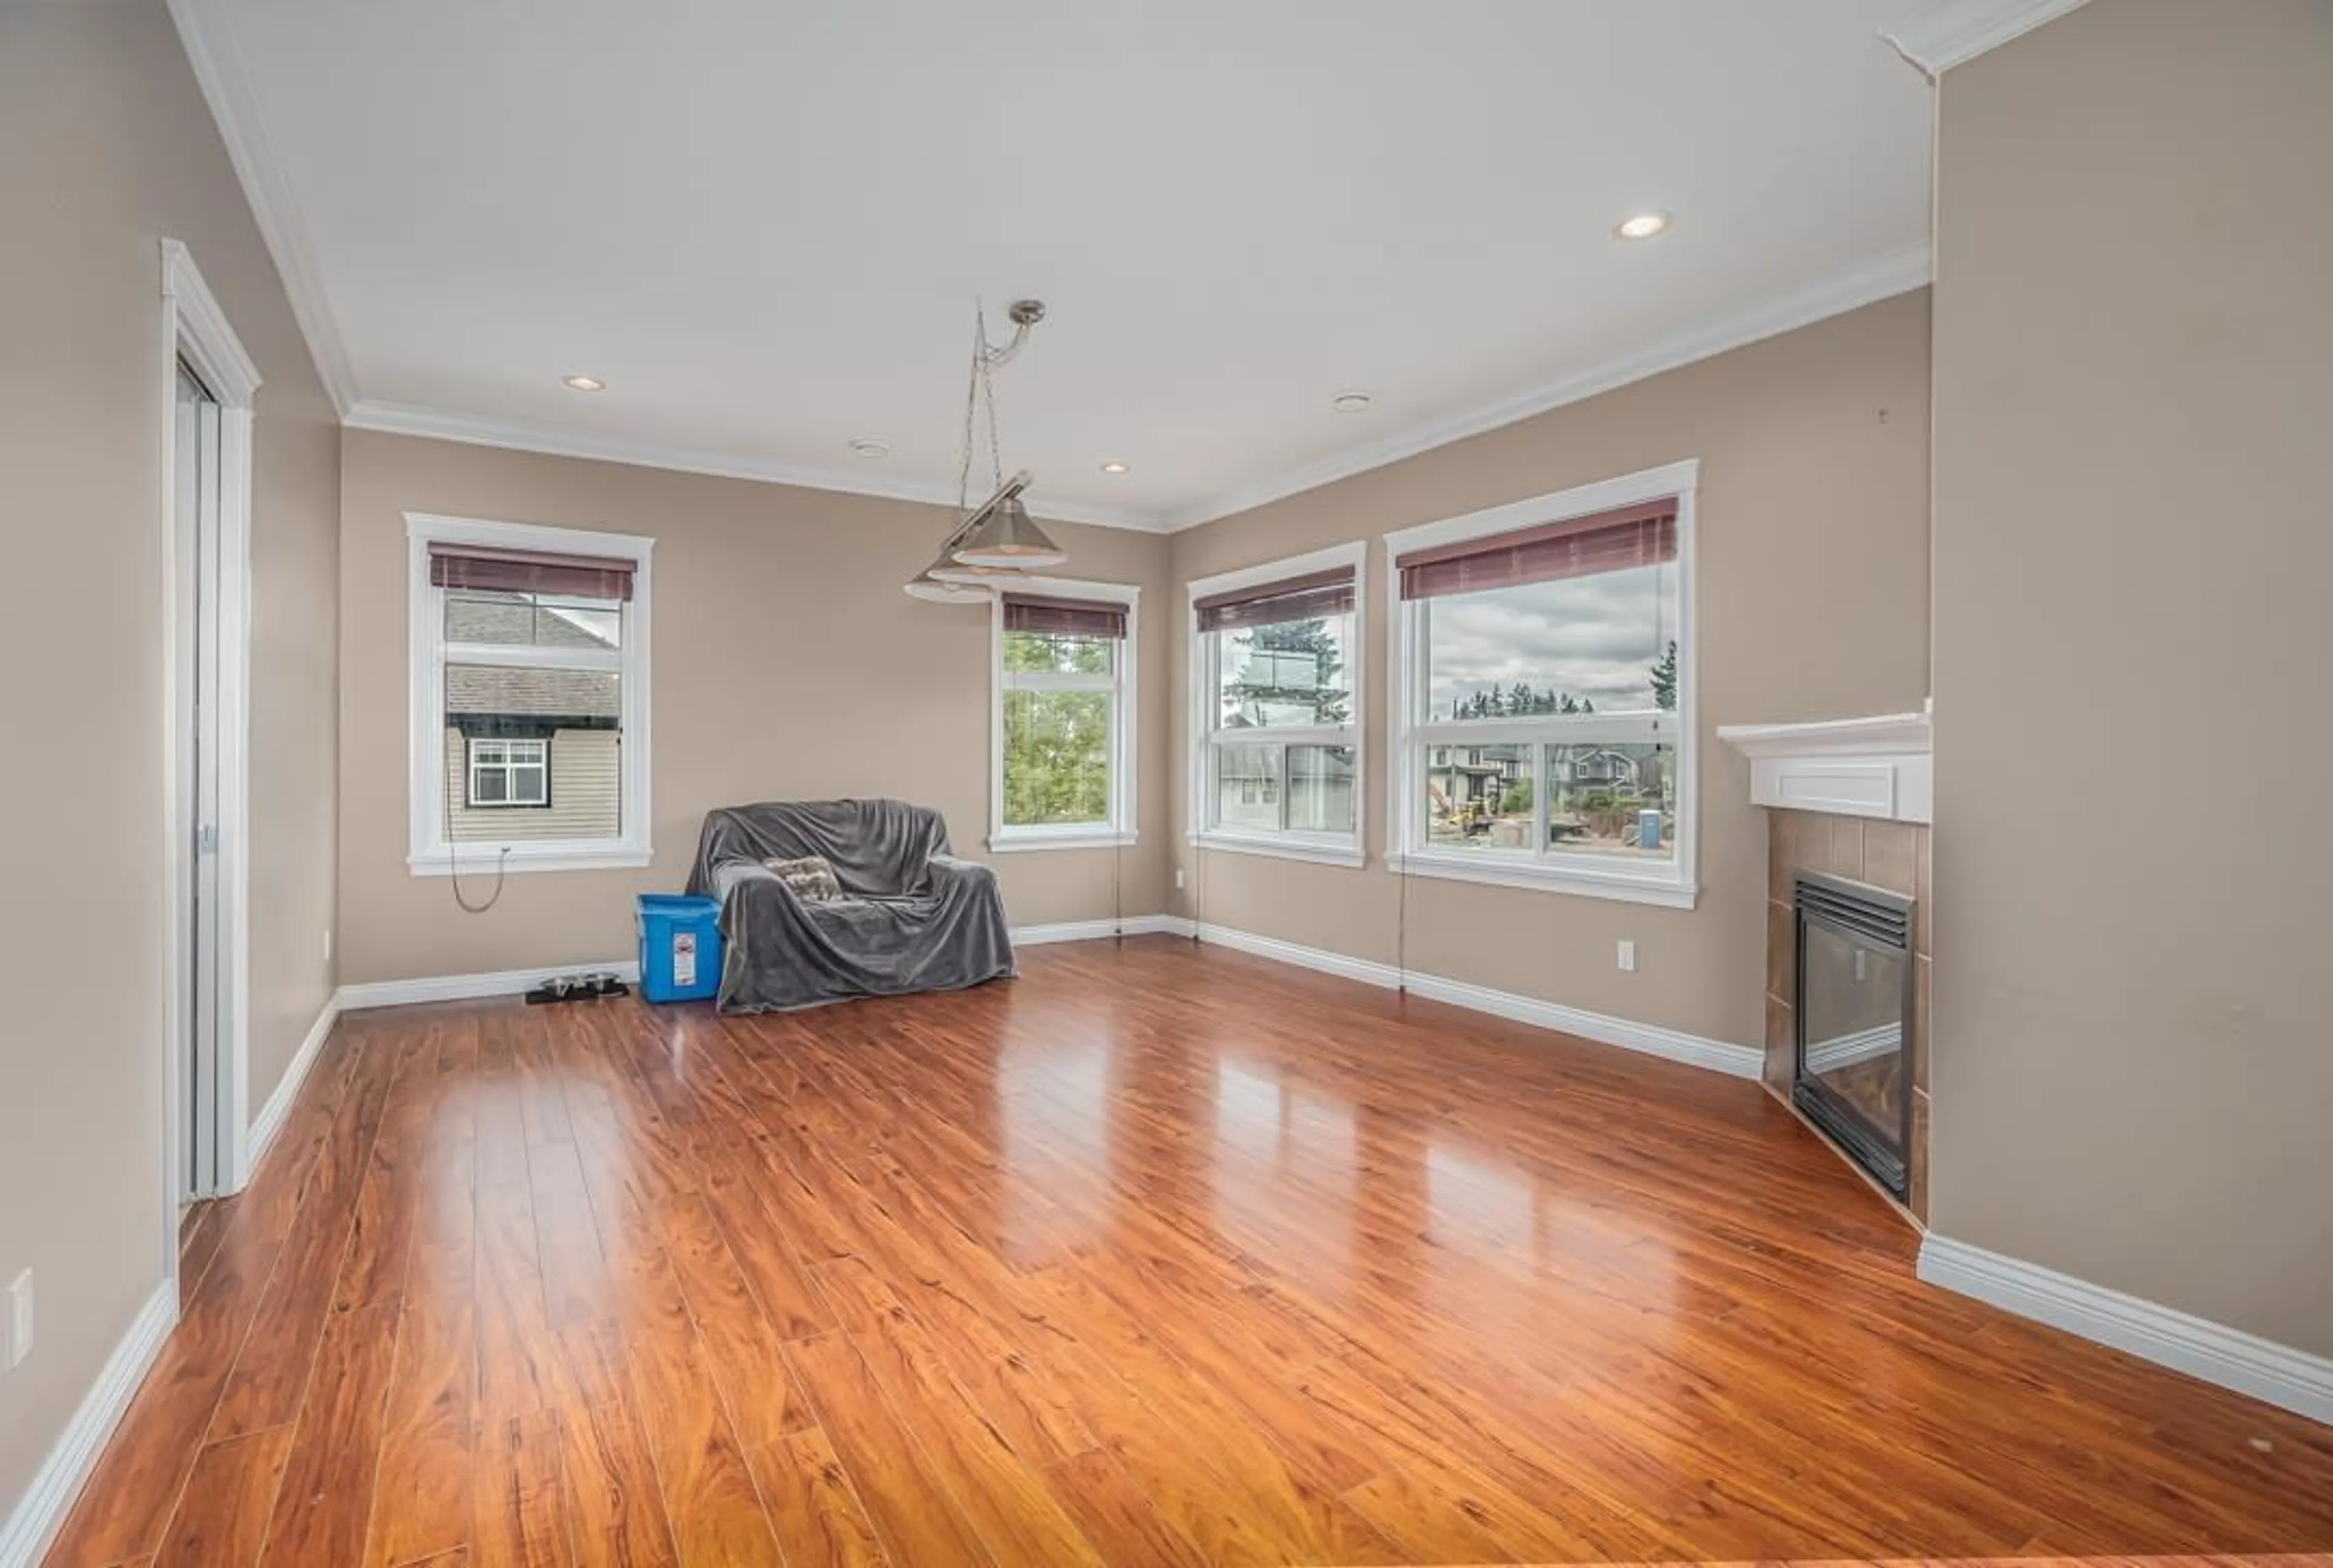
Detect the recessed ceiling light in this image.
<box><xmin>1331</xmin><ymin>392</ymin><xmax>1372</xmax><ymax>414</ymax></box>
<box><xmin>848</xmin><ymin>438</ymin><xmax>890</xmax><ymax>459</ymax></box>
<box><xmin>1614</xmin><ymin>211</ymin><xmax>1671</xmax><ymax>241</ymax></box>
<box><xmin>561</xmin><ymin>374</ymin><xmax>606</xmax><ymax>392</ymax></box>
<box><xmin>1099</xmin><ymin>460</ymin><xmax>1130</xmax><ymax>475</ymax></box>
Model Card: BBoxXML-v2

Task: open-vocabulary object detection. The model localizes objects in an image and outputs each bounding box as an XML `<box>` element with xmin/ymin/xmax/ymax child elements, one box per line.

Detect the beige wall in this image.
<box><xmin>1168</xmin><ymin>292</ymin><xmax>1933</xmax><ymax>1048</ymax></box>
<box><xmin>340</xmin><ymin>430</ymin><xmax>1171</xmax><ymax>985</ymax></box>
<box><xmin>1930</xmin><ymin>0</ymin><xmax>2332</xmax><ymax>1354</ymax></box>
<box><xmin>0</xmin><ymin>0</ymin><xmax>340</xmax><ymax>1529</ymax></box>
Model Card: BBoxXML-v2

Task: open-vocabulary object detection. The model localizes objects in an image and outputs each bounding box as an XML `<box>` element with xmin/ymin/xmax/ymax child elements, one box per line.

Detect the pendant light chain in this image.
<box><xmin>979</xmin><ymin>303</ymin><xmax>1006</xmax><ymax>497</ymax></box>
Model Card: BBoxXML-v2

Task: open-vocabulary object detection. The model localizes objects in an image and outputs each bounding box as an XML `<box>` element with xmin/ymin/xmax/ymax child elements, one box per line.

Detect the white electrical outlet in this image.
<box><xmin>1174</xmin><ymin>868</ymin><xmax>1186</xmax><ymax>890</ymax></box>
<box><xmin>1617</xmin><ymin>940</ymin><xmax>1637</xmax><ymax>973</ymax></box>
<box><xmin>5</xmin><ymin>1269</ymin><xmax>30</xmax><ymax>1369</ymax></box>
<box><xmin>323</xmin><ymin>927</ymin><xmax>334</xmax><ymax>964</ymax></box>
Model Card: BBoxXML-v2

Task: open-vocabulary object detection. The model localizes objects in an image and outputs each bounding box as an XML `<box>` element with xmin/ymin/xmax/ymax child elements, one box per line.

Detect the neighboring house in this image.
<box><xmin>441</xmin><ymin>592</ymin><xmax>623</xmax><ymax>843</ymax></box>
<box><xmin>1550</xmin><ymin>747</ymin><xmax>1641</xmax><ymax>792</ymax></box>
<box><xmin>1427</xmin><ymin>744</ymin><xmax>1527</xmax><ymax>818</ymax></box>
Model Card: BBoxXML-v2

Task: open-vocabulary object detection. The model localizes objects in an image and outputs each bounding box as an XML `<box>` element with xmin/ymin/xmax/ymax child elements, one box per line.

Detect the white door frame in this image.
<box><xmin>159</xmin><ymin>238</ymin><xmax>259</xmax><ymax>1276</ymax></box>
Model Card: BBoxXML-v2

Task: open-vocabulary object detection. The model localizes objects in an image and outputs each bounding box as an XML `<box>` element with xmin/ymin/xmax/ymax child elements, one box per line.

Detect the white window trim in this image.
<box><xmin>989</xmin><ymin>576</ymin><xmax>1141</xmax><ymax>852</ymax></box>
<box><xmin>1185</xmin><ymin>541</ymin><xmax>1367</xmax><ymax>868</ymax></box>
<box><xmin>405</xmin><ymin>512</ymin><xmax>654</xmax><ymax>874</ymax></box>
<box><xmin>465</xmin><ymin>736</ymin><xmax>550</xmax><ymax>808</ymax></box>
<box><xmin>1382</xmin><ymin>459</ymin><xmax>1699</xmax><ymax>909</ymax></box>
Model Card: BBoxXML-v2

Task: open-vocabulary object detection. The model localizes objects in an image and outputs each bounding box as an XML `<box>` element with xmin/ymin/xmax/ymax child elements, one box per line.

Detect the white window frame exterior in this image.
<box><xmin>405</xmin><ymin>512</ymin><xmax>654</xmax><ymax>874</ymax></box>
<box><xmin>465</xmin><ymin>736</ymin><xmax>550</xmax><ymax>808</ymax></box>
<box><xmin>989</xmin><ymin>577</ymin><xmax>1141</xmax><ymax>853</ymax></box>
<box><xmin>1383</xmin><ymin>459</ymin><xmax>1699</xmax><ymax>909</ymax></box>
<box><xmin>1185</xmin><ymin>541</ymin><xmax>1367</xmax><ymax>868</ymax></box>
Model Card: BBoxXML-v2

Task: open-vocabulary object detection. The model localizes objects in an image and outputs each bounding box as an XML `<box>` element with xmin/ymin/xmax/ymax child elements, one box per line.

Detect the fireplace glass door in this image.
<box><xmin>1793</xmin><ymin>874</ymin><xmax>1913</xmax><ymax>1197</ymax></box>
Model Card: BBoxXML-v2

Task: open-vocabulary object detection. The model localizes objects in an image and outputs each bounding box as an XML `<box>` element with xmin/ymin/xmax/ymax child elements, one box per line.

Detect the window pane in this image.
<box><xmin>1002</xmin><ymin>690</ymin><xmax>1112</xmax><ymax>826</ymax></box>
<box><xmin>1213</xmin><ymin>742</ymin><xmax>1280</xmax><ymax>830</ymax></box>
<box><xmin>1423</xmin><ymin>742</ymin><xmax>1533</xmax><ymax>851</ymax></box>
<box><xmin>446</xmin><ymin>589</ymin><xmax>623</xmax><ymax>649</ymax></box>
<box><xmin>445</xmin><ymin>661</ymin><xmax>621</xmax><ymax>840</ymax></box>
<box><xmin>1004</xmin><ymin>629</ymin><xmax>1114</xmax><ymax>677</ymax></box>
<box><xmin>1216</xmin><ymin>614</ymin><xmax>1352</xmax><ymax>728</ymax></box>
<box><xmin>1286</xmin><ymin>745</ymin><xmax>1355</xmax><ymax>835</ymax></box>
<box><xmin>1426</xmin><ymin>565</ymin><xmax>1677</xmax><ymax>721</ymax></box>
<box><xmin>1545</xmin><ymin>741</ymin><xmax>1676</xmax><ymax>861</ymax></box>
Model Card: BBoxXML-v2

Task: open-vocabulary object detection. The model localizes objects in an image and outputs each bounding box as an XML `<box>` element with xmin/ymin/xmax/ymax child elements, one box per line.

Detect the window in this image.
<box><xmin>1187</xmin><ymin>544</ymin><xmax>1364</xmax><ymax>866</ymax></box>
<box><xmin>465</xmin><ymin>737</ymin><xmax>549</xmax><ymax>807</ymax></box>
<box><xmin>991</xmin><ymin>583</ymin><xmax>1139</xmax><ymax>850</ymax></box>
<box><xmin>406</xmin><ymin>514</ymin><xmax>653</xmax><ymax>874</ymax></box>
<box><xmin>1385</xmin><ymin>462</ymin><xmax>1695</xmax><ymax>906</ymax></box>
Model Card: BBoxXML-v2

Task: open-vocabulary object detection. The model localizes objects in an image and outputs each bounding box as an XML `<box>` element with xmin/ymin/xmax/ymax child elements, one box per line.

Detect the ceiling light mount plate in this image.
<box><xmin>562</xmin><ymin>374</ymin><xmax>606</xmax><ymax>392</ymax></box>
<box><xmin>848</xmin><ymin>437</ymin><xmax>890</xmax><ymax>458</ymax></box>
<box><xmin>1331</xmin><ymin>391</ymin><xmax>1372</xmax><ymax>414</ymax></box>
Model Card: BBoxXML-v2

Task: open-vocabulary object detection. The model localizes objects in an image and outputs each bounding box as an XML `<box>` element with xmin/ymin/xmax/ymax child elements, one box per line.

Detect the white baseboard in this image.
<box><xmin>1919</xmin><ymin>1233</ymin><xmax>2333</xmax><ymax>1425</ymax></box>
<box><xmin>337</xmin><ymin>959</ymin><xmax>640</xmax><ymax>1012</ymax></box>
<box><xmin>1010</xmin><ymin>916</ymin><xmax>1182</xmax><ymax>946</ymax></box>
<box><xmin>242</xmin><ymin>991</ymin><xmax>341</xmax><ymax>1182</ymax></box>
<box><xmin>1081</xmin><ymin>914</ymin><xmax>1761</xmax><ymax>1080</ymax></box>
<box><xmin>1398</xmin><ymin>968</ymin><xmax>1762</xmax><ymax>1078</ymax></box>
<box><xmin>0</xmin><ymin>1281</ymin><xmax>178</xmax><ymax>1568</ymax></box>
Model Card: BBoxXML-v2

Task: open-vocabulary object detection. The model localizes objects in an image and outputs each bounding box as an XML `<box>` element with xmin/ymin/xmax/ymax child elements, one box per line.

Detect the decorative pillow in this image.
<box><xmin>762</xmin><ymin>855</ymin><xmax>843</xmax><ymax>902</ymax></box>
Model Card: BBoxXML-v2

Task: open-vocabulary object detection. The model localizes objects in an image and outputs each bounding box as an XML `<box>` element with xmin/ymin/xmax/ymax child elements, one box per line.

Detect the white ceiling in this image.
<box><xmin>178</xmin><ymin>0</ymin><xmax>1934</xmax><ymax>530</ymax></box>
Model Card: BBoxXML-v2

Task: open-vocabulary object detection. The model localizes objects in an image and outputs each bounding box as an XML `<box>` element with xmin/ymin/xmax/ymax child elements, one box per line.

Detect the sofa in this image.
<box><xmin>685</xmin><ymin>798</ymin><xmax>1015</xmax><ymax>1013</ymax></box>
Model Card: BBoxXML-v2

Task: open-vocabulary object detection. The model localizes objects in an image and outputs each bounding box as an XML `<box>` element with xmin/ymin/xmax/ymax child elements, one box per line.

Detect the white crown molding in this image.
<box><xmin>1880</xmin><ymin>0</ymin><xmax>2092</xmax><ymax>80</ymax></box>
<box><xmin>1919</xmin><ymin>1233</ymin><xmax>2333</xmax><ymax>1425</ymax></box>
<box><xmin>1162</xmin><ymin>242</ymin><xmax>1932</xmax><ymax>532</ymax></box>
<box><xmin>0</xmin><ymin>1282</ymin><xmax>177</xmax><ymax>1568</ymax></box>
<box><xmin>344</xmin><ymin>399</ymin><xmax>1176</xmax><ymax>533</ymax></box>
<box><xmin>166</xmin><ymin>0</ymin><xmax>358</xmax><ymax>416</ymax></box>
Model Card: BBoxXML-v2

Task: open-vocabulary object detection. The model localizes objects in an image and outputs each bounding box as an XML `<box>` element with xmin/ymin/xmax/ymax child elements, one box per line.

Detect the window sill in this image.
<box><xmin>1388</xmin><ymin>850</ymin><xmax>1698</xmax><ymax>908</ymax></box>
<box><xmin>408</xmin><ymin>843</ymin><xmax>653</xmax><ymax>877</ymax></box>
<box><xmin>1187</xmin><ymin>832</ymin><xmax>1365</xmax><ymax>869</ymax></box>
<box><xmin>988</xmin><ymin>829</ymin><xmax>1140</xmax><ymax>854</ymax></box>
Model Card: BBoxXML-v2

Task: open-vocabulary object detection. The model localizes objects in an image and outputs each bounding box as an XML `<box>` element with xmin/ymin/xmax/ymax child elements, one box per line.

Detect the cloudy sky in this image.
<box><xmin>1427</xmin><ymin>563</ymin><xmax>1676</xmax><ymax>718</ymax></box>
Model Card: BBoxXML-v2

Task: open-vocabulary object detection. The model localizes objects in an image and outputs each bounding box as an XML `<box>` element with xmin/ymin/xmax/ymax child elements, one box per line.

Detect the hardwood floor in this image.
<box><xmin>47</xmin><ymin>936</ymin><xmax>2333</xmax><ymax>1566</ymax></box>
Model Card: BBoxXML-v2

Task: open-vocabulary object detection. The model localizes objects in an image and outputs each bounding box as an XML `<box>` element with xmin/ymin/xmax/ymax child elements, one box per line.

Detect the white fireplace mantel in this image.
<box><xmin>1716</xmin><ymin>710</ymin><xmax>1932</xmax><ymax>824</ymax></box>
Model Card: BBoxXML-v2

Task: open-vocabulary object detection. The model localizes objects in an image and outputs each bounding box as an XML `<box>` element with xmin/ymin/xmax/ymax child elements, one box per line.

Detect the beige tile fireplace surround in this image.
<box><xmin>1722</xmin><ymin>712</ymin><xmax>1933</xmax><ymax>1223</ymax></box>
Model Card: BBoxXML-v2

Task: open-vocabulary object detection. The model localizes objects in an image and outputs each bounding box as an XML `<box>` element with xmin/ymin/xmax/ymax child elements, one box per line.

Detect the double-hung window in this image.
<box><xmin>1385</xmin><ymin>461</ymin><xmax>1696</xmax><ymax>906</ymax></box>
<box><xmin>992</xmin><ymin>583</ymin><xmax>1140</xmax><ymax>851</ymax></box>
<box><xmin>406</xmin><ymin>513</ymin><xmax>654</xmax><ymax>874</ymax></box>
<box><xmin>1187</xmin><ymin>543</ymin><xmax>1364</xmax><ymax>866</ymax></box>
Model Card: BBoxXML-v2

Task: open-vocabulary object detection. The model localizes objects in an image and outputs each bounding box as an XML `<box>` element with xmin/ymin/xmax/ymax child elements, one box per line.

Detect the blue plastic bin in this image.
<box><xmin>637</xmin><ymin>894</ymin><xmax>722</xmax><ymax>1004</ymax></box>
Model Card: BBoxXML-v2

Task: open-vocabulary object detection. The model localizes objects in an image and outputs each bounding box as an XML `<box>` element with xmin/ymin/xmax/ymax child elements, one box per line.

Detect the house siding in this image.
<box><xmin>443</xmin><ymin>727</ymin><xmax>621</xmax><ymax>843</ymax></box>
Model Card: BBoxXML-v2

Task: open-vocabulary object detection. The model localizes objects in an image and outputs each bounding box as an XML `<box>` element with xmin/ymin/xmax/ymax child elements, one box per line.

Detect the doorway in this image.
<box><xmin>176</xmin><ymin>362</ymin><xmax>228</xmax><ymax>1200</ymax></box>
<box><xmin>162</xmin><ymin>239</ymin><xmax>258</xmax><ymax>1233</ymax></box>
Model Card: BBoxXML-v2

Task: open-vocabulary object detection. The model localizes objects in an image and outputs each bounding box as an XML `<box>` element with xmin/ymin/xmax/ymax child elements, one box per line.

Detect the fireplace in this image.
<box><xmin>1793</xmin><ymin>872</ymin><xmax>1914</xmax><ymax>1198</ymax></box>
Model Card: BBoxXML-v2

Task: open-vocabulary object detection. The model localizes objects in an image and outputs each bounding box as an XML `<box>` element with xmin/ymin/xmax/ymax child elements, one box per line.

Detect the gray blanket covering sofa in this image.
<box><xmin>685</xmin><ymin>799</ymin><xmax>1015</xmax><ymax>1013</ymax></box>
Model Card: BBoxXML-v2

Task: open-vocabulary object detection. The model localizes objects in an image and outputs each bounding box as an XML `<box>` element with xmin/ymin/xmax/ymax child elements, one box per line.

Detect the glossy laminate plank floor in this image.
<box><xmin>46</xmin><ymin>936</ymin><xmax>2333</xmax><ymax>1565</ymax></box>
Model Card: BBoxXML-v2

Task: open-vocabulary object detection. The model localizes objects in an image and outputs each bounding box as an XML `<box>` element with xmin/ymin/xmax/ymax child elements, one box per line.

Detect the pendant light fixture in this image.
<box><xmin>903</xmin><ymin>299</ymin><xmax>1066</xmax><ymax>601</ymax></box>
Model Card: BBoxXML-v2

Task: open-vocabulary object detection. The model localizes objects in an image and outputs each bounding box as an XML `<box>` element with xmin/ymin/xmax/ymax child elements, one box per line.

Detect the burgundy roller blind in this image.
<box><xmin>1193</xmin><ymin>566</ymin><xmax>1357</xmax><ymax>634</ymax></box>
<box><xmin>1002</xmin><ymin>595</ymin><xmax>1126</xmax><ymax>640</ymax></box>
<box><xmin>429</xmin><ymin>542</ymin><xmax>637</xmax><ymax>602</ymax></box>
<box><xmin>1397</xmin><ymin>498</ymin><xmax>1677</xmax><ymax>601</ymax></box>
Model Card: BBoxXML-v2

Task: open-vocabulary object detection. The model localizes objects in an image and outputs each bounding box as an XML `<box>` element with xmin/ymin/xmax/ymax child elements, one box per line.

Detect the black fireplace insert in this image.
<box><xmin>1793</xmin><ymin>872</ymin><xmax>1914</xmax><ymax>1198</ymax></box>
